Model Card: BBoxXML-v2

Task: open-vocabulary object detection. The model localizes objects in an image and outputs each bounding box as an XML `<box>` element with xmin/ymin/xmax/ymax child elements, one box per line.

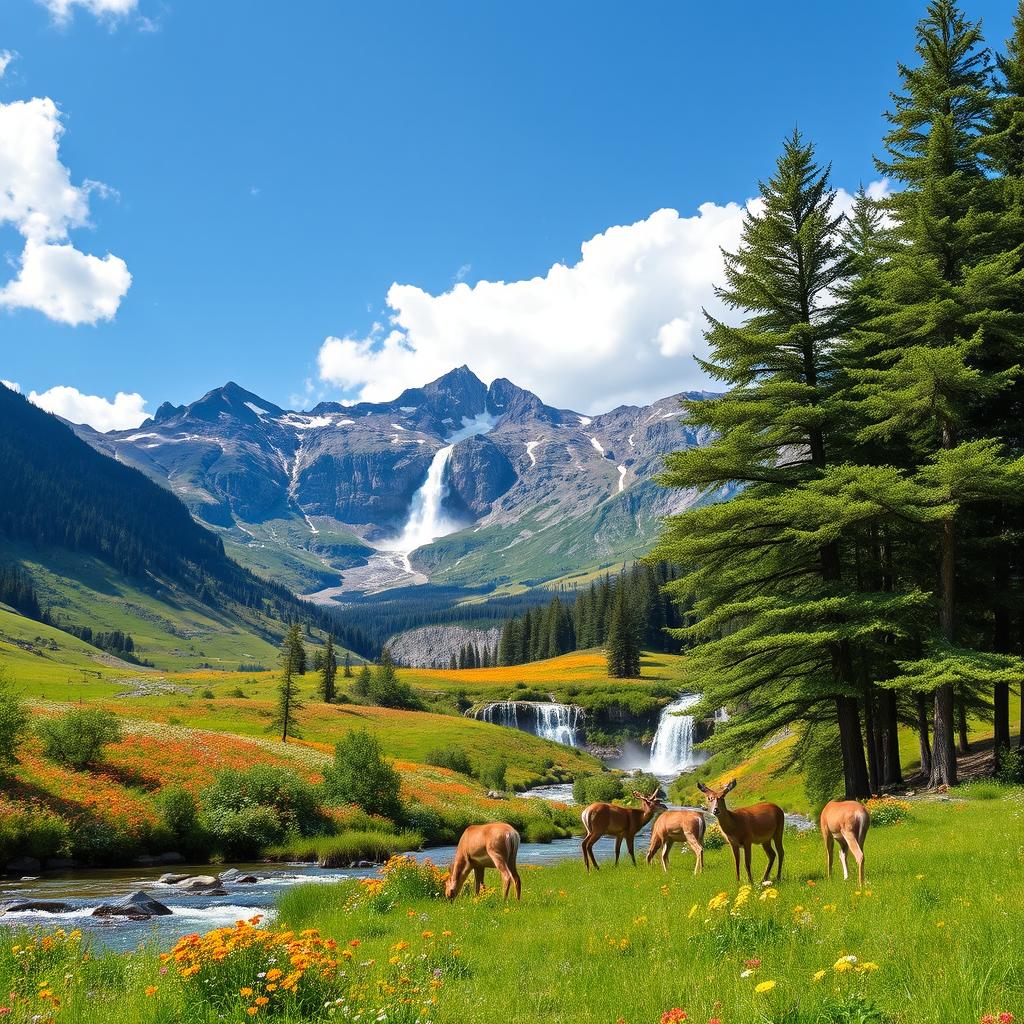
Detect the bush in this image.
<box><xmin>426</xmin><ymin>747</ymin><xmax>473</xmax><ymax>776</ymax></box>
<box><xmin>157</xmin><ymin>786</ymin><xmax>208</xmax><ymax>855</ymax></box>
<box><xmin>996</xmin><ymin>745</ymin><xmax>1024</xmax><ymax>784</ymax></box>
<box><xmin>478</xmin><ymin>757</ymin><xmax>508</xmax><ymax>792</ymax></box>
<box><xmin>0</xmin><ymin>675</ymin><xmax>29</xmax><ymax>767</ymax></box>
<box><xmin>624</xmin><ymin>772</ymin><xmax>662</xmax><ymax>800</ymax></box>
<box><xmin>572</xmin><ymin>773</ymin><xmax>624</xmax><ymax>805</ymax></box>
<box><xmin>703</xmin><ymin>822</ymin><xmax>726</xmax><ymax>850</ymax></box>
<box><xmin>864</xmin><ymin>796</ymin><xmax>912</xmax><ymax>826</ymax></box>
<box><xmin>200</xmin><ymin>688</ymin><xmax>215</xmax><ymax>699</ymax></box>
<box><xmin>201</xmin><ymin>764</ymin><xmax>326</xmax><ymax>850</ymax></box>
<box><xmin>36</xmin><ymin>708</ymin><xmax>122</xmax><ymax>769</ymax></box>
<box><xmin>266</xmin><ymin>829</ymin><xmax>422</xmax><ymax>867</ymax></box>
<box><xmin>322</xmin><ymin>729</ymin><xmax>403</xmax><ymax>820</ymax></box>
<box><xmin>522</xmin><ymin>819</ymin><xmax>559</xmax><ymax>843</ymax></box>
<box><xmin>0</xmin><ymin>803</ymin><xmax>72</xmax><ymax>862</ymax></box>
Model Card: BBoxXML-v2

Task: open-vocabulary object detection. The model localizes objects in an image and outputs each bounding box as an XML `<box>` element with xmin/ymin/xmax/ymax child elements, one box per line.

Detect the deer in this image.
<box><xmin>646</xmin><ymin>808</ymin><xmax>706</xmax><ymax>874</ymax></box>
<box><xmin>697</xmin><ymin>779</ymin><xmax>784</xmax><ymax>884</ymax></box>
<box><xmin>580</xmin><ymin>787</ymin><xmax>667</xmax><ymax>871</ymax></box>
<box><xmin>819</xmin><ymin>799</ymin><xmax>870</xmax><ymax>886</ymax></box>
<box><xmin>445</xmin><ymin>822</ymin><xmax>522</xmax><ymax>901</ymax></box>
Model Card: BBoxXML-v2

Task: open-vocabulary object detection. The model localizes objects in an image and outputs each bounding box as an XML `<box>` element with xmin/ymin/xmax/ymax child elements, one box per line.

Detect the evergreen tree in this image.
<box><xmin>272</xmin><ymin>623</ymin><xmax>305</xmax><ymax>741</ymax></box>
<box><xmin>353</xmin><ymin>664</ymin><xmax>372</xmax><ymax>699</ymax></box>
<box><xmin>606</xmin><ymin>584</ymin><xmax>641</xmax><ymax>678</ymax></box>
<box><xmin>319</xmin><ymin>635</ymin><xmax>338</xmax><ymax>703</ymax></box>
<box><xmin>859</xmin><ymin>0</ymin><xmax>1024</xmax><ymax>786</ymax></box>
<box><xmin>368</xmin><ymin>647</ymin><xmax>417</xmax><ymax>708</ymax></box>
<box><xmin>343</xmin><ymin>651</ymin><xmax>352</xmax><ymax>678</ymax></box>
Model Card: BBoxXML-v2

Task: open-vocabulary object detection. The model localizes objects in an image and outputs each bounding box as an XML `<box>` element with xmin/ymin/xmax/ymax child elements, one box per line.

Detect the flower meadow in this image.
<box><xmin>0</xmin><ymin>792</ymin><xmax>1020</xmax><ymax>1023</ymax></box>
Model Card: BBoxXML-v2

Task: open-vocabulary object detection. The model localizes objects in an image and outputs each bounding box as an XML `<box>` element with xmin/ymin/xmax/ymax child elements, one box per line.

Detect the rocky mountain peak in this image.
<box><xmin>182</xmin><ymin>382</ymin><xmax>285</xmax><ymax>425</ymax></box>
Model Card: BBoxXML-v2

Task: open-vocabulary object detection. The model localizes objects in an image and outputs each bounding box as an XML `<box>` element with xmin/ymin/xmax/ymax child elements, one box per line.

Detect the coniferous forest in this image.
<box><xmin>653</xmin><ymin>0</ymin><xmax>1024</xmax><ymax>799</ymax></box>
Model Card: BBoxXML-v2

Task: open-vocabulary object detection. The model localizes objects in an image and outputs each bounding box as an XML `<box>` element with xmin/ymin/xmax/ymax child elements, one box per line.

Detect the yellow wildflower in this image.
<box><xmin>755</xmin><ymin>980</ymin><xmax>777</xmax><ymax>994</ymax></box>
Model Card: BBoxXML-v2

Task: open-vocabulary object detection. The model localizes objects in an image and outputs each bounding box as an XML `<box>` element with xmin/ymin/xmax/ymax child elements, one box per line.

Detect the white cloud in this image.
<box><xmin>28</xmin><ymin>385</ymin><xmax>148</xmax><ymax>430</ymax></box>
<box><xmin>0</xmin><ymin>96</ymin><xmax>131</xmax><ymax>325</ymax></box>
<box><xmin>0</xmin><ymin>51</ymin><xmax>16</xmax><ymax>78</ymax></box>
<box><xmin>317</xmin><ymin>184</ymin><xmax>885</xmax><ymax>413</ymax></box>
<box><xmin>37</xmin><ymin>0</ymin><xmax>138</xmax><ymax>24</ymax></box>
<box><xmin>1</xmin><ymin>380</ymin><xmax>20</xmax><ymax>392</ymax></box>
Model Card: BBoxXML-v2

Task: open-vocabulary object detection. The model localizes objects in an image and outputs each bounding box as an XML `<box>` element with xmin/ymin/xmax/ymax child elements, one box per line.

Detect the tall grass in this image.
<box><xmin>265</xmin><ymin>829</ymin><xmax>423</xmax><ymax>866</ymax></box>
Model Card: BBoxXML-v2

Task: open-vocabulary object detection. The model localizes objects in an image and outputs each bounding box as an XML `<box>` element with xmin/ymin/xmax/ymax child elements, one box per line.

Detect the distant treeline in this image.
<box><xmin>494</xmin><ymin>562</ymin><xmax>685</xmax><ymax>667</ymax></box>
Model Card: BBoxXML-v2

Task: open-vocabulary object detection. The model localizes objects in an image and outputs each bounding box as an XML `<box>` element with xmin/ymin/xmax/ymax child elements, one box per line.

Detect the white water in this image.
<box><xmin>472</xmin><ymin>701</ymin><xmax>584</xmax><ymax>747</ymax></box>
<box><xmin>649</xmin><ymin>693</ymin><xmax>703</xmax><ymax>775</ymax></box>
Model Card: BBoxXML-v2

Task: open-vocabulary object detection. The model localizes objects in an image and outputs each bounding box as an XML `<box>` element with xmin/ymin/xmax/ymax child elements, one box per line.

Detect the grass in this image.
<box><xmin>1</xmin><ymin>791</ymin><xmax>1020</xmax><ymax>1023</ymax></box>
<box><xmin>265</xmin><ymin>829</ymin><xmax>423</xmax><ymax>866</ymax></box>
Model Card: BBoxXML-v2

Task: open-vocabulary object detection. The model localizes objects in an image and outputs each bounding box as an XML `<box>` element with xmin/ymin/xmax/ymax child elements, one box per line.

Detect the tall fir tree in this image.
<box><xmin>319</xmin><ymin>635</ymin><xmax>338</xmax><ymax>703</ymax></box>
<box><xmin>605</xmin><ymin>584</ymin><xmax>641</xmax><ymax>678</ymax></box>
<box><xmin>272</xmin><ymin>623</ymin><xmax>306</xmax><ymax>741</ymax></box>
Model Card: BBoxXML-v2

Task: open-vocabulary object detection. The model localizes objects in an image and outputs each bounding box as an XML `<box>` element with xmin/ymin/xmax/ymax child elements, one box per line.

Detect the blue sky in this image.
<box><xmin>0</xmin><ymin>0</ymin><xmax>1016</xmax><ymax>426</ymax></box>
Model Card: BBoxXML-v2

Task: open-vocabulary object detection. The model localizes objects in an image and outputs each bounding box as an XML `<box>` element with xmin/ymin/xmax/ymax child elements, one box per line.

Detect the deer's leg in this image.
<box><xmin>841</xmin><ymin>828</ymin><xmax>864</xmax><ymax>887</ymax></box>
<box><xmin>774</xmin><ymin>825</ymin><xmax>784</xmax><ymax>881</ymax></box>
<box><xmin>835</xmin><ymin>834</ymin><xmax>850</xmax><ymax>881</ymax></box>
<box><xmin>473</xmin><ymin>865</ymin><xmax>485</xmax><ymax>895</ymax></box>
<box><xmin>661</xmin><ymin>839</ymin><xmax>673</xmax><ymax>872</ymax></box>
<box><xmin>510</xmin><ymin>863</ymin><xmax>521</xmax><ymax>900</ymax></box>
<box><xmin>614</xmin><ymin>836</ymin><xmax>622</xmax><ymax>866</ymax></box>
<box><xmin>730</xmin><ymin>841</ymin><xmax>741</xmax><ymax>882</ymax></box>
<box><xmin>581</xmin><ymin>833</ymin><xmax>595</xmax><ymax>871</ymax></box>
<box><xmin>685</xmin><ymin>833</ymin><xmax>703</xmax><ymax>876</ymax></box>
<box><xmin>761</xmin><ymin>841</ymin><xmax>775</xmax><ymax>883</ymax></box>
<box><xmin>824</xmin><ymin>830</ymin><xmax>834</xmax><ymax>879</ymax></box>
<box><xmin>626</xmin><ymin>834</ymin><xmax>637</xmax><ymax>867</ymax></box>
<box><xmin>742</xmin><ymin>843</ymin><xmax>753</xmax><ymax>885</ymax></box>
<box><xmin>646</xmin><ymin>834</ymin><xmax>661</xmax><ymax>866</ymax></box>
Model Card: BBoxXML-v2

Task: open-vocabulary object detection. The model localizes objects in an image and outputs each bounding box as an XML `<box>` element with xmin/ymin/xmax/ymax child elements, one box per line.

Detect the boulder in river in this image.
<box><xmin>92</xmin><ymin>891</ymin><xmax>173</xmax><ymax>920</ymax></box>
<box><xmin>219</xmin><ymin>869</ymin><xmax>258</xmax><ymax>884</ymax></box>
<box><xmin>158</xmin><ymin>872</ymin><xmax>189</xmax><ymax>885</ymax></box>
<box><xmin>5</xmin><ymin>857</ymin><xmax>41</xmax><ymax>875</ymax></box>
<box><xmin>0</xmin><ymin>899</ymin><xmax>74</xmax><ymax>915</ymax></box>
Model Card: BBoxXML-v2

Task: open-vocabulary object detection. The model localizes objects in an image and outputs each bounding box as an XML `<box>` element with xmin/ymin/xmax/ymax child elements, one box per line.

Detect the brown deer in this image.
<box><xmin>697</xmin><ymin>779</ymin><xmax>784</xmax><ymax>884</ymax></box>
<box><xmin>580</xmin><ymin>787</ymin><xmax>667</xmax><ymax>871</ymax></box>
<box><xmin>819</xmin><ymin>799</ymin><xmax>870</xmax><ymax>886</ymax></box>
<box><xmin>646</xmin><ymin>809</ymin><xmax>706</xmax><ymax>874</ymax></box>
<box><xmin>444</xmin><ymin>822</ymin><xmax>521</xmax><ymax>901</ymax></box>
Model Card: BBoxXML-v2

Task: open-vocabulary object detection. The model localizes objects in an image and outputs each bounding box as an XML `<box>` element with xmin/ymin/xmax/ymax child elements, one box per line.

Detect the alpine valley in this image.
<box><xmin>73</xmin><ymin>367</ymin><xmax>728</xmax><ymax>598</ymax></box>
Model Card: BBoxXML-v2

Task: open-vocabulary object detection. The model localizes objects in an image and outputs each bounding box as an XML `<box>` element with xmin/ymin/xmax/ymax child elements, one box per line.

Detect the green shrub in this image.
<box><xmin>203</xmin><ymin>805</ymin><xmax>285</xmax><ymax>858</ymax></box>
<box><xmin>522</xmin><ymin>819</ymin><xmax>559</xmax><ymax>843</ymax></box>
<box><xmin>36</xmin><ymin>708</ymin><xmax>122</xmax><ymax>769</ymax></box>
<box><xmin>572</xmin><ymin>773</ymin><xmax>623</xmax><ymax>805</ymax></box>
<box><xmin>0</xmin><ymin>672</ymin><xmax>28</xmax><ymax>768</ymax></box>
<box><xmin>865</xmin><ymin>797</ymin><xmax>912</xmax><ymax>826</ymax></box>
<box><xmin>478</xmin><ymin>757</ymin><xmax>508</xmax><ymax>792</ymax></box>
<box><xmin>623</xmin><ymin>772</ymin><xmax>662</xmax><ymax>800</ymax></box>
<box><xmin>703</xmin><ymin>822</ymin><xmax>726</xmax><ymax>850</ymax></box>
<box><xmin>426</xmin><ymin>747</ymin><xmax>473</xmax><ymax>776</ymax></box>
<box><xmin>996</xmin><ymin>745</ymin><xmax>1024</xmax><ymax>784</ymax></box>
<box><xmin>201</xmin><ymin>764</ymin><xmax>326</xmax><ymax>841</ymax></box>
<box><xmin>0</xmin><ymin>804</ymin><xmax>71</xmax><ymax>862</ymax></box>
<box><xmin>157</xmin><ymin>786</ymin><xmax>208</xmax><ymax>855</ymax></box>
<box><xmin>322</xmin><ymin>729</ymin><xmax>403</xmax><ymax>820</ymax></box>
<box><xmin>200</xmin><ymin>688</ymin><xmax>215</xmax><ymax>699</ymax></box>
<box><xmin>402</xmin><ymin>803</ymin><xmax>451</xmax><ymax>844</ymax></box>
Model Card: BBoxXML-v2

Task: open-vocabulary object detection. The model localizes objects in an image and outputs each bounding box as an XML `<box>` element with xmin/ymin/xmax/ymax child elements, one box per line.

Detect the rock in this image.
<box><xmin>19</xmin><ymin>876</ymin><xmax>40</xmax><ymax>882</ymax></box>
<box><xmin>0</xmin><ymin>900</ymin><xmax>74</xmax><ymax>915</ymax></box>
<box><xmin>91</xmin><ymin>891</ymin><xmax>173</xmax><ymax>920</ymax></box>
<box><xmin>44</xmin><ymin>858</ymin><xmax>79</xmax><ymax>871</ymax></box>
<box><xmin>387</xmin><ymin>625</ymin><xmax>503</xmax><ymax>670</ymax></box>
<box><xmin>218</xmin><ymin>868</ymin><xmax>241</xmax><ymax>882</ymax></box>
<box><xmin>234</xmin><ymin>875</ymin><xmax>258</xmax><ymax>884</ymax></box>
<box><xmin>357</xmin><ymin>860</ymin><xmax>374</xmax><ymax>868</ymax></box>
<box><xmin>176</xmin><ymin>875</ymin><xmax>219</xmax><ymax>887</ymax></box>
<box><xmin>487</xmin><ymin>790</ymin><xmax>507</xmax><ymax>800</ymax></box>
<box><xmin>5</xmin><ymin>857</ymin><xmax>41</xmax><ymax>875</ymax></box>
<box><xmin>158</xmin><ymin>873</ymin><xmax>189</xmax><ymax>885</ymax></box>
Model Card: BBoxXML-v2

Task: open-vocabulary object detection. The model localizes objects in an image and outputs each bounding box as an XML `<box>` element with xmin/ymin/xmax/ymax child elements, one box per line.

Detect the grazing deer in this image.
<box><xmin>445</xmin><ymin>822</ymin><xmax>522</xmax><ymax>901</ymax></box>
<box><xmin>697</xmin><ymin>779</ymin><xmax>784</xmax><ymax>884</ymax></box>
<box><xmin>646</xmin><ymin>809</ymin><xmax>706</xmax><ymax>874</ymax></box>
<box><xmin>819</xmin><ymin>799</ymin><xmax>870</xmax><ymax>886</ymax></box>
<box><xmin>580</xmin><ymin>788</ymin><xmax>667</xmax><ymax>871</ymax></box>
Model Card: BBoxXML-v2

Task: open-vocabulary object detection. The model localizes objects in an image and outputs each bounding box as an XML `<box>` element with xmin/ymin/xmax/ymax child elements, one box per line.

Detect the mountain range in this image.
<box><xmin>73</xmin><ymin>367</ymin><xmax>725</xmax><ymax>596</ymax></box>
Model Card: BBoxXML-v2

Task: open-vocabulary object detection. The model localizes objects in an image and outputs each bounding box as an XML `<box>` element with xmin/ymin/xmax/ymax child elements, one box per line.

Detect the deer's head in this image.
<box><xmin>633</xmin><ymin>787</ymin><xmax>668</xmax><ymax>815</ymax></box>
<box><xmin>697</xmin><ymin>778</ymin><xmax>736</xmax><ymax>817</ymax></box>
<box><xmin>443</xmin><ymin>870</ymin><xmax>459</xmax><ymax>900</ymax></box>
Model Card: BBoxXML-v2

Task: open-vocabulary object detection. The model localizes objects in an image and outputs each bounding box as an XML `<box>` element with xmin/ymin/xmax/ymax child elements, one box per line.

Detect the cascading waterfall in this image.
<box><xmin>649</xmin><ymin>693</ymin><xmax>702</xmax><ymax>775</ymax></box>
<box><xmin>471</xmin><ymin>701</ymin><xmax>584</xmax><ymax>747</ymax></box>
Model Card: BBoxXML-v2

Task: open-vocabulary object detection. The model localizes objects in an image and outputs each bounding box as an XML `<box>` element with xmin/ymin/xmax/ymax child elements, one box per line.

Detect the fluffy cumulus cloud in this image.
<box><xmin>0</xmin><ymin>50</ymin><xmax>16</xmax><ymax>78</ymax></box>
<box><xmin>0</xmin><ymin>96</ymin><xmax>131</xmax><ymax>325</ymax></box>
<box><xmin>36</xmin><ymin>0</ymin><xmax>137</xmax><ymax>23</ymax></box>
<box><xmin>318</xmin><ymin>184</ymin><xmax>885</xmax><ymax>413</ymax></box>
<box><xmin>1</xmin><ymin>380</ymin><xmax>21</xmax><ymax>392</ymax></box>
<box><xmin>28</xmin><ymin>385</ymin><xmax>148</xmax><ymax>431</ymax></box>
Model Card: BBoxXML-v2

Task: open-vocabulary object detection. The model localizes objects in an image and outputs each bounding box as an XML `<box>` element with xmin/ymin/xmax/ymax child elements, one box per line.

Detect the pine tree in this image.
<box><xmin>606</xmin><ymin>584</ymin><xmax>641</xmax><ymax>678</ymax></box>
<box><xmin>858</xmin><ymin>0</ymin><xmax>1024</xmax><ymax>786</ymax></box>
<box><xmin>319</xmin><ymin>635</ymin><xmax>338</xmax><ymax>703</ymax></box>
<box><xmin>342</xmin><ymin>651</ymin><xmax>352</xmax><ymax>678</ymax></box>
<box><xmin>652</xmin><ymin>131</ymin><xmax>925</xmax><ymax>798</ymax></box>
<box><xmin>354</xmin><ymin>664</ymin><xmax>372</xmax><ymax>699</ymax></box>
<box><xmin>272</xmin><ymin>623</ymin><xmax>305</xmax><ymax>741</ymax></box>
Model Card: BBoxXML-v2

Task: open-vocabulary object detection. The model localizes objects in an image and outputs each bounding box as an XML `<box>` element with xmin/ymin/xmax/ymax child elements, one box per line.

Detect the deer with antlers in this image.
<box><xmin>580</xmin><ymin>787</ymin><xmax>667</xmax><ymax>871</ymax></box>
<box><xmin>697</xmin><ymin>779</ymin><xmax>784</xmax><ymax>884</ymax></box>
<box><xmin>819</xmin><ymin>799</ymin><xmax>870</xmax><ymax>886</ymax></box>
<box><xmin>646</xmin><ymin>808</ymin><xmax>706</xmax><ymax>874</ymax></box>
<box><xmin>445</xmin><ymin>822</ymin><xmax>522</xmax><ymax>901</ymax></box>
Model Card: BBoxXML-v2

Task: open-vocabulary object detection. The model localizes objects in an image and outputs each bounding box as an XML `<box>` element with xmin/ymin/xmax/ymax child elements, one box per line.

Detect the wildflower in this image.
<box><xmin>144</xmin><ymin>986</ymin><xmax>158</xmax><ymax>997</ymax></box>
<box><xmin>247</xmin><ymin>1009</ymin><xmax>258</xmax><ymax>1017</ymax></box>
<box><xmin>745</xmin><ymin>958</ymin><xmax>762</xmax><ymax>970</ymax></box>
<box><xmin>255</xmin><ymin>997</ymin><xmax>269</xmax><ymax>1006</ymax></box>
<box><xmin>814</xmin><ymin>970</ymin><xmax>826</xmax><ymax>982</ymax></box>
<box><xmin>755</xmin><ymin>980</ymin><xmax>777</xmax><ymax>994</ymax></box>
<box><xmin>707</xmin><ymin>891</ymin><xmax>730</xmax><ymax>911</ymax></box>
<box><xmin>688</xmin><ymin>904</ymin><xmax>698</xmax><ymax>919</ymax></box>
<box><xmin>740</xmin><ymin>970</ymin><xmax>754</xmax><ymax>979</ymax></box>
<box><xmin>266</xmin><ymin>969</ymin><xmax>283</xmax><ymax>981</ymax></box>
<box><xmin>240</xmin><ymin>987</ymin><xmax>254</xmax><ymax>996</ymax></box>
<box><xmin>660</xmin><ymin>1010</ymin><xmax>687</xmax><ymax>1024</ymax></box>
<box><xmin>758</xmin><ymin>888</ymin><xmax>778</xmax><ymax>901</ymax></box>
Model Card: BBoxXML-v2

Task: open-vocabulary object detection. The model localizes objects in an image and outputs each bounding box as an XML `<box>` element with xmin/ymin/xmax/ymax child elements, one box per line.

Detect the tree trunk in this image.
<box><xmin>930</xmin><ymin>685</ymin><xmax>957</xmax><ymax>788</ymax></box>
<box><xmin>956</xmin><ymin>693</ymin><xmax>969</xmax><ymax>756</ymax></box>
<box><xmin>993</xmin><ymin>561</ymin><xmax>1011</xmax><ymax>768</ymax></box>
<box><xmin>881</xmin><ymin>689</ymin><xmax>902</xmax><ymax>785</ymax></box>
<box><xmin>863</xmin><ymin>688</ymin><xmax>881</xmax><ymax>795</ymax></box>
<box><xmin>930</xmin><ymin>515</ymin><xmax>958</xmax><ymax>787</ymax></box>
<box><xmin>917</xmin><ymin>694</ymin><xmax>932</xmax><ymax>777</ymax></box>
<box><xmin>836</xmin><ymin>696</ymin><xmax>871</xmax><ymax>798</ymax></box>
